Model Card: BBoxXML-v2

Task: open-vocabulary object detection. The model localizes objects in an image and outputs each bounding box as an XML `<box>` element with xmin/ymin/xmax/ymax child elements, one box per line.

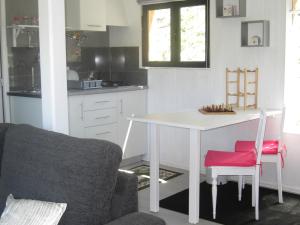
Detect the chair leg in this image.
<box><xmin>238</xmin><ymin>176</ymin><xmax>243</xmax><ymax>201</ymax></box>
<box><xmin>252</xmin><ymin>175</ymin><xmax>255</xmax><ymax>207</ymax></box>
<box><xmin>212</xmin><ymin>174</ymin><xmax>218</xmax><ymax>219</ymax></box>
<box><xmin>277</xmin><ymin>154</ymin><xmax>284</xmax><ymax>203</ymax></box>
<box><xmin>255</xmin><ymin>166</ymin><xmax>260</xmax><ymax>220</ymax></box>
<box><xmin>242</xmin><ymin>176</ymin><xmax>246</xmax><ymax>189</ymax></box>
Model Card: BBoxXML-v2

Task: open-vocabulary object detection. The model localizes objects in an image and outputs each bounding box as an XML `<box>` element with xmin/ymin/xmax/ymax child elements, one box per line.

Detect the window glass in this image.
<box><xmin>284</xmin><ymin>9</ymin><xmax>300</xmax><ymax>133</ymax></box>
<box><xmin>180</xmin><ymin>5</ymin><xmax>206</xmax><ymax>62</ymax></box>
<box><xmin>142</xmin><ymin>0</ymin><xmax>209</xmax><ymax>68</ymax></box>
<box><xmin>293</xmin><ymin>0</ymin><xmax>300</xmax><ymax>10</ymax></box>
<box><xmin>148</xmin><ymin>9</ymin><xmax>171</xmax><ymax>62</ymax></box>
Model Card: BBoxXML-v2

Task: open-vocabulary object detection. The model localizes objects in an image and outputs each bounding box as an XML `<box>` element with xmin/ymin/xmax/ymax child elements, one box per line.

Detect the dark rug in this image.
<box><xmin>128</xmin><ymin>165</ymin><xmax>182</xmax><ymax>190</ymax></box>
<box><xmin>160</xmin><ymin>181</ymin><xmax>300</xmax><ymax>225</ymax></box>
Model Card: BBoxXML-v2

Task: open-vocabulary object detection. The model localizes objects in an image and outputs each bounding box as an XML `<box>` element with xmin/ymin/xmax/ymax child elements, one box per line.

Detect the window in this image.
<box><xmin>284</xmin><ymin>0</ymin><xmax>300</xmax><ymax>133</ymax></box>
<box><xmin>142</xmin><ymin>0</ymin><xmax>209</xmax><ymax>68</ymax></box>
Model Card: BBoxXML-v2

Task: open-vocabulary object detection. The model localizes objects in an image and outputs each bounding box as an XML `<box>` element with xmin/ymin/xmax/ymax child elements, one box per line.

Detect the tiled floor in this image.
<box><xmin>122</xmin><ymin>161</ymin><xmax>221</xmax><ymax>225</ymax></box>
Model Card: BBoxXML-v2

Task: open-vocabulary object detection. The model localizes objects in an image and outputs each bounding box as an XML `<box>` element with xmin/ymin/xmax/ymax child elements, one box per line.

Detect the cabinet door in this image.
<box><xmin>65</xmin><ymin>0</ymin><xmax>81</xmax><ymax>30</ymax></box>
<box><xmin>118</xmin><ymin>91</ymin><xmax>148</xmax><ymax>159</ymax></box>
<box><xmin>68</xmin><ymin>96</ymin><xmax>85</xmax><ymax>138</ymax></box>
<box><xmin>106</xmin><ymin>0</ymin><xmax>128</xmax><ymax>26</ymax></box>
<box><xmin>80</xmin><ymin>0</ymin><xmax>106</xmax><ymax>31</ymax></box>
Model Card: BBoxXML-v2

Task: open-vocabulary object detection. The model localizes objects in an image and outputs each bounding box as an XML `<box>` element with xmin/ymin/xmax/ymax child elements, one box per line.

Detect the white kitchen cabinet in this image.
<box><xmin>118</xmin><ymin>90</ymin><xmax>147</xmax><ymax>159</ymax></box>
<box><xmin>65</xmin><ymin>0</ymin><xmax>106</xmax><ymax>31</ymax></box>
<box><xmin>68</xmin><ymin>95</ymin><xmax>85</xmax><ymax>137</ymax></box>
<box><xmin>68</xmin><ymin>90</ymin><xmax>147</xmax><ymax>159</ymax></box>
<box><xmin>68</xmin><ymin>92</ymin><xmax>117</xmax><ymax>138</ymax></box>
<box><xmin>106</xmin><ymin>0</ymin><xmax>128</xmax><ymax>27</ymax></box>
<box><xmin>84</xmin><ymin>123</ymin><xmax>117</xmax><ymax>143</ymax></box>
<box><xmin>9</xmin><ymin>96</ymin><xmax>42</xmax><ymax>128</ymax></box>
<box><xmin>65</xmin><ymin>0</ymin><xmax>128</xmax><ymax>31</ymax></box>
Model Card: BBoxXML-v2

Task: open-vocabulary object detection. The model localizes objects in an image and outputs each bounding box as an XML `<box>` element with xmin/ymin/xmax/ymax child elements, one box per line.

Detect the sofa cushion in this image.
<box><xmin>0</xmin><ymin>194</ymin><xmax>67</xmax><ymax>225</ymax></box>
<box><xmin>0</xmin><ymin>124</ymin><xmax>122</xmax><ymax>225</ymax></box>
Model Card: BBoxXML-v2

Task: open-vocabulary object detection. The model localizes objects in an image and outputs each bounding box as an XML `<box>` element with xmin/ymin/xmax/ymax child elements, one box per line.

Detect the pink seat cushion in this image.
<box><xmin>205</xmin><ymin>150</ymin><xmax>257</xmax><ymax>167</ymax></box>
<box><xmin>235</xmin><ymin>140</ymin><xmax>279</xmax><ymax>155</ymax></box>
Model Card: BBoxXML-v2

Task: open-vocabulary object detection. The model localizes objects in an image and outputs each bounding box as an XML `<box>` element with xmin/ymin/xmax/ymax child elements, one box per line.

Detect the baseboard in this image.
<box><xmin>143</xmin><ymin>159</ymin><xmax>300</xmax><ymax>196</ymax></box>
<box><xmin>228</xmin><ymin>176</ymin><xmax>300</xmax><ymax>195</ymax></box>
<box><xmin>121</xmin><ymin>155</ymin><xmax>144</xmax><ymax>167</ymax></box>
<box><xmin>259</xmin><ymin>180</ymin><xmax>300</xmax><ymax>195</ymax></box>
<box><xmin>158</xmin><ymin>160</ymin><xmax>189</xmax><ymax>171</ymax></box>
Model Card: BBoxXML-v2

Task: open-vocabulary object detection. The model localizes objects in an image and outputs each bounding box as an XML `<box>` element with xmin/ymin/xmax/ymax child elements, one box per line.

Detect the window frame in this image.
<box><xmin>142</xmin><ymin>0</ymin><xmax>210</xmax><ymax>68</ymax></box>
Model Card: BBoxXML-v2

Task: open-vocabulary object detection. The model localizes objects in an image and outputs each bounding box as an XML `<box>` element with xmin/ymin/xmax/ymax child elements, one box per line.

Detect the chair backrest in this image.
<box><xmin>255</xmin><ymin>110</ymin><xmax>267</xmax><ymax>163</ymax></box>
<box><xmin>278</xmin><ymin>107</ymin><xmax>286</xmax><ymax>148</ymax></box>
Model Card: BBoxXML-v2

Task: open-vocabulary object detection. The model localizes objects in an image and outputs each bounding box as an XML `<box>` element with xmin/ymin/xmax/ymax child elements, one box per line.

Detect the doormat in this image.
<box><xmin>128</xmin><ymin>165</ymin><xmax>182</xmax><ymax>190</ymax></box>
<box><xmin>160</xmin><ymin>181</ymin><xmax>300</xmax><ymax>225</ymax></box>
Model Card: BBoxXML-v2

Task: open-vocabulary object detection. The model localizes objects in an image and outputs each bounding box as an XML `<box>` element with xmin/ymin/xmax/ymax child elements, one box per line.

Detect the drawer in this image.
<box><xmin>83</xmin><ymin>95</ymin><xmax>117</xmax><ymax>111</ymax></box>
<box><xmin>83</xmin><ymin>108</ymin><xmax>117</xmax><ymax>127</ymax></box>
<box><xmin>84</xmin><ymin>124</ymin><xmax>117</xmax><ymax>143</ymax></box>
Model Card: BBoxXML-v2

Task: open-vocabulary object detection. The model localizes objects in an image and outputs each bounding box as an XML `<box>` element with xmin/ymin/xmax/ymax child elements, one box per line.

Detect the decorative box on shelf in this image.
<box><xmin>241</xmin><ymin>20</ymin><xmax>270</xmax><ymax>47</ymax></box>
<box><xmin>216</xmin><ymin>0</ymin><xmax>246</xmax><ymax>18</ymax></box>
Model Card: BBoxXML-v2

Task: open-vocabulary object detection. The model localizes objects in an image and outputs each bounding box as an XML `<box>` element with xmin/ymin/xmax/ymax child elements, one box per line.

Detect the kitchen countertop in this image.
<box><xmin>68</xmin><ymin>85</ymin><xmax>148</xmax><ymax>96</ymax></box>
<box><xmin>7</xmin><ymin>85</ymin><xmax>148</xmax><ymax>98</ymax></box>
<box><xmin>7</xmin><ymin>90</ymin><xmax>42</xmax><ymax>98</ymax></box>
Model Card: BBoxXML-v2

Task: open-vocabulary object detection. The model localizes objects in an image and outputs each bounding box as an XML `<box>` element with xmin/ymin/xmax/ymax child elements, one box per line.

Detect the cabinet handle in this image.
<box><xmin>95</xmin><ymin>115</ymin><xmax>110</xmax><ymax>120</ymax></box>
<box><xmin>87</xmin><ymin>24</ymin><xmax>102</xmax><ymax>28</ymax></box>
<box><xmin>96</xmin><ymin>131</ymin><xmax>111</xmax><ymax>136</ymax></box>
<box><xmin>80</xmin><ymin>103</ymin><xmax>84</xmax><ymax>121</ymax></box>
<box><xmin>95</xmin><ymin>100</ymin><xmax>110</xmax><ymax>104</ymax></box>
<box><xmin>120</xmin><ymin>99</ymin><xmax>123</xmax><ymax>115</ymax></box>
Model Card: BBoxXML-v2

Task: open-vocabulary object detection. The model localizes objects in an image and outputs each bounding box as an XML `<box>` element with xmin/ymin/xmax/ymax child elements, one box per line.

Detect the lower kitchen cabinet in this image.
<box><xmin>9</xmin><ymin>96</ymin><xmax>43</xmax><ymax>128</ymax></box>
<box><xmin>118</xmin><ymin>91</ymin><xmax>147</xmax><ymax>159</ymax></box>
<box><xmin>68</xmin><ymin>90</ymin><xmax>148</xmax><ymax>159</ymax></box>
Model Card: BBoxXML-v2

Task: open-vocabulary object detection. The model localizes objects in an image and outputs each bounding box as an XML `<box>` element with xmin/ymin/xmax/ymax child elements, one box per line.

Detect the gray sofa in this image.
<box><xmin>0</xmin><ymin>124</ymin><xmax>165</xmax><ymax>225</ymax></box>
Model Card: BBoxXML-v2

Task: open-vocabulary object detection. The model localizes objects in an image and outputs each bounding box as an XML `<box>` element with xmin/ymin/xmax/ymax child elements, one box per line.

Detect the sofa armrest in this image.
<box><xmin>0</xmin><ymin>123</ymin><xmax>14</xmax><ymax>174</ymax></box>
<box><xmin>111</xmin><ymin>171</ymin><xmax>138</xmax><ymax>220</ymax></box>
<box><xmin>106</xmin><ymin>212</ymin><xmax>165</xmax><ymax>225</ymax></box>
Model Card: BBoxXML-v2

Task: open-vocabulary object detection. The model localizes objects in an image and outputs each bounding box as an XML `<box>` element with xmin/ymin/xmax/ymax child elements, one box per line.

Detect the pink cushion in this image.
<box><xmin>235</xmin><ymin>140</ymin><xmax>279</xmax><ymax>155</ymax></box>
<box><xmin>205</xmin><ymin>150</ymin><xmax>257</xmax><ymax>167</ymax></box>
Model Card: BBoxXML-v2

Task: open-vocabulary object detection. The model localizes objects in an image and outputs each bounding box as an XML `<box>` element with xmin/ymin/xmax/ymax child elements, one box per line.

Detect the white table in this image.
<box><xmin>122</xmin><ymin>109</ymin><xmax>281</xmax><ymax>224</ymax></box>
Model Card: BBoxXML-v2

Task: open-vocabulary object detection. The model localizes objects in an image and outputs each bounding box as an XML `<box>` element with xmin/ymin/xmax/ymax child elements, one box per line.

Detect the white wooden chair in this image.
<box><xmin>236</xmin><ymin>108</ymin><xmax>285</xmax><ymax>204</ymax></box>
<box><xmin>204</xmin><ymin>111</ymin><xmax>267</xmax><ymax>220</ymax></box>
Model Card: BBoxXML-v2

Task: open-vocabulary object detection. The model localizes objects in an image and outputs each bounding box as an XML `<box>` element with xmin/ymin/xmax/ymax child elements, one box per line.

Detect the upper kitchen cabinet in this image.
<box><xmin>65</xmin><ymin>0</ymin><xmax>128</xmax><ymax>32</ymax></box>
<box><xmin>106</xmin><ymin>0</ymin><xmax>128</xmax><ymax>27</ymax></box>
<box><xmin>65</xmin><ymin>0</ymin><xmax>106</xmax><ymax>31</ymax></box>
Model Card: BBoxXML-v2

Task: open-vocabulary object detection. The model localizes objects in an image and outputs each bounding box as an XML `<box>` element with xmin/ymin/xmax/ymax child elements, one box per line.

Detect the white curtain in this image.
<box><xmin>137</xmin><ymin>0</ymin><xmax>185</xmax><ymax>5</ymax></box>
<box><xmin>292</xmin><ymin>0</ymin><xmax>299</xmax><ymax>10</ymax></box>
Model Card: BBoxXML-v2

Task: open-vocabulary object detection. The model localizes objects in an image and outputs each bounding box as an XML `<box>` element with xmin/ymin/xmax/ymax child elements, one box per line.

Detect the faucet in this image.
<box><xmin>89</xmin><ymin>71</ymin><xmax>95</xmax><ymax>80</ymax></box>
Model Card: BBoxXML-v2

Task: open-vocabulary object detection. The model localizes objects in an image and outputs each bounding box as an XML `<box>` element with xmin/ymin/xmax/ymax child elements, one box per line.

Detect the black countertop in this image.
<box><xmin>7</xmin><ymin>90</ymin><xmax>42</xmax><ymax>98</ymax></box>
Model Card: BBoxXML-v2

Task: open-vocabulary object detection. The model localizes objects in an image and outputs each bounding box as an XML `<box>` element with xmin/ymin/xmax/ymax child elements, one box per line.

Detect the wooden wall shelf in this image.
<box><xmin>241</xmin><ymin>20</ymin><xmax>270</xmax><ymax>47</ymax></box>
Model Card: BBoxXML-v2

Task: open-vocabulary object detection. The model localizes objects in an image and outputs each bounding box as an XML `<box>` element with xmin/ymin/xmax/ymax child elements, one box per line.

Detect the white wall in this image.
<box><xmin>110</xmin><ymin>0</ymin><xmax>300</xmax><ymax>194</ymax></box>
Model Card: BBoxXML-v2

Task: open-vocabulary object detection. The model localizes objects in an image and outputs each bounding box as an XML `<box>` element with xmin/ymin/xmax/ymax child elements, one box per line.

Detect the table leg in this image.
<box><xmin>189</xmin><ymin>129</ymin><xmax>201</xmax><ymax>224</ymax></box>
<box><xmin>150</xmin><ymin>123</ymin><xmax>160</xmax><ymax>212</ymax></box>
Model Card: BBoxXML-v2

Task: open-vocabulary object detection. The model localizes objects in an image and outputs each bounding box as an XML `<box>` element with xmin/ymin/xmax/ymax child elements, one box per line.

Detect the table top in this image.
<box><xmin>129</xmin><ymin>109</ymin><xmax>282</xmax><ymax>131</ymax></box>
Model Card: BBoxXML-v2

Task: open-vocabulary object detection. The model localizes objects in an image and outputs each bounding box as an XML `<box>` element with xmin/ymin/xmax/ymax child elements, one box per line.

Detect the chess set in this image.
<box><xmin>199</xmin><ymin>104</ymin><xmax>236</xmax><ymax>115</ymax></box>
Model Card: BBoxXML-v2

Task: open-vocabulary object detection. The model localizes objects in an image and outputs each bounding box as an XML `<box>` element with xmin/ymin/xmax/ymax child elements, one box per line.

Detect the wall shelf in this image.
<box><xmin>216</xmin><ymin>0</ymin><xmax>246</xmax><ymax>18</ymax></box>
<box><xmin>7</xmin><ymin>24</ymin><xmax>39</xmax><ymax>29</ymax></box>
<box><xmin>241</xmin><ymin>20</ymin><xmax>270</xmax><ymax>47</ymax></box>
